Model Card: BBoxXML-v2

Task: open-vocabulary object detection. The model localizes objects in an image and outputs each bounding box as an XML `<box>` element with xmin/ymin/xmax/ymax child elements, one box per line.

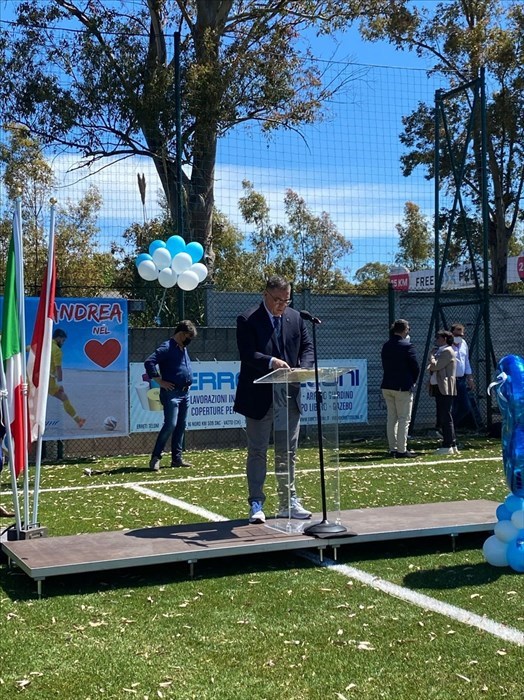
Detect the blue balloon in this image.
<box><xmin>506</xmin><ymin>536</ymin><xmax>524</xmax><ymax>572</ymax></box>
<box><xmin>166</xmin><ymin>235</ymin><xmax>186</xmax><ymax>257</ymax></box>
<box><xmin>505</xmin><ymin>493</ymin><xmax>524</xmax><ymax>514</ymax></box>
<box><xmin>135</xmin><ymin>253</ymin><xmax>152</xmax><ymax>267</ymax></box>
<box><xmin>186</xmin><ymin>241</ymin><xmax>204</xmax><ymax>263</ymax></box>
<box><xmin>496</xmin><ymin>502</ymin><xmax>512</xmax><ymax>521</ymax></box>
<box><xmin>493</xmin><ymin>355</ymin><xmax>524</xmax><ymax>497</ymax></box>
<box><xmin>148</xmin><ymin>239</ymin><xmax>167</xmax><ymax>256</ymax></box>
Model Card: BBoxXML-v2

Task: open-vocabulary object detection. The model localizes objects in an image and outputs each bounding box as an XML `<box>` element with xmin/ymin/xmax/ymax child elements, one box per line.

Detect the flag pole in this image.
<box><xmin>13</xmin><ymin>199</ymin><xmax>30</xmax><ymax>528</ymax></box>
<box><xmin>0</xmin><ymin>346</ymin><xmax>22</xmax><ymax>534</ymax></box>
<box><xmin>32</xmin><ymin>201</ymin><xmax>56</xmax><ymax>525</ymax></box>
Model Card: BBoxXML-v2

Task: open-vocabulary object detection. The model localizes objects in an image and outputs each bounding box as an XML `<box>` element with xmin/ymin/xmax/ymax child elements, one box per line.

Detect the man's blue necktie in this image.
<box><xmin>273</xmin><ymin>316</ymin><xmax>283</xmax><ymax>355</ymax></box>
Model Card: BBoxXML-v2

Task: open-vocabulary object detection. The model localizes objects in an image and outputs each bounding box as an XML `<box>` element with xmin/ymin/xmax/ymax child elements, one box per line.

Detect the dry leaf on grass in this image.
<box><xmin>455</xmin><ymin>674</ymin><xmax>471</xmax><ymax>682</ymax></box>
<box><xmin>357</xmin><ymin>641</ymin><xmax>375</xmax><ymax>650</ymax></box>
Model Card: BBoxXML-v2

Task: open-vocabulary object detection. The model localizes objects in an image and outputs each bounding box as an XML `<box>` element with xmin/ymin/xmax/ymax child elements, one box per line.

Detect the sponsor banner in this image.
<box><xmin>391</xmin><ymin>264</ymin><xmax>486</xmax><ymax>292</ymax></box>
<box><xmin>389</xmin><ymin>266</ymin><xmax>410</xmax><ymax>291</ymax></box>
<box><xmin>390</xmin><ymin>255</ymin><xmax>524</xmax><ymax>290</ymax></box>
<box><xmin>301</xmin><ymin>359</ymin><xmax>368</xmax><ymax>425</ymax></box>
<box><xmin>0</xmin><ymin>296</ymin><xmax>129</xmax><ymax>440</ymax></box>
<box><xmin>507</xmin><ymin>255</ymin><xmax>524</xmax><ymax>284</ymax></box>
<box><xmin>129</xmin><ymin>359</ymin><xmax>368</xmax><ymax>432</ymax></box>
<box><xmin>130</xmin><ymin>361</ymin><xmax>243</xmax><ymax>432</ymax></box>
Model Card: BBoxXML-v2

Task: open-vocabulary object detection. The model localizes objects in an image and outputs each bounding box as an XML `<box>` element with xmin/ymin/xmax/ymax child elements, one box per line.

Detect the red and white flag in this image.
<box><xmin>27</xmin><ymin>227</ymin><xmax>56</xmax><ymax>443</ymax></box>
<box><xmin>1</xmin><ymin>235</ymin><xmax>26</xmax><ymax>477</ymax></box>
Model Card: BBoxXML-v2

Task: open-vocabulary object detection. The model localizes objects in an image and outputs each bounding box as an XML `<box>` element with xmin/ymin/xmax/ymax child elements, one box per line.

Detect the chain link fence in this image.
<box><xmin>37</xmin><ymin>287</ymin><xmax>524</xmax><ymax>462</ymax></box>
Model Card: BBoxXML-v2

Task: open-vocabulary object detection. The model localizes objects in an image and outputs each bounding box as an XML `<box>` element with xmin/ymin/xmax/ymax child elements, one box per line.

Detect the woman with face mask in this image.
<box><xmin>428</xmin><ymin>330</ymin><xmax>458</xmax><ymax>455</ymax></box>
<box><xmin>381</xmin><ymin>318</ymin><xmax>420</xmax><ymax>458</ymax></box>
<box><xmin>144</xmin><ymin>320</ymin><xmax>197</xmax><ymax>471</ymax></box>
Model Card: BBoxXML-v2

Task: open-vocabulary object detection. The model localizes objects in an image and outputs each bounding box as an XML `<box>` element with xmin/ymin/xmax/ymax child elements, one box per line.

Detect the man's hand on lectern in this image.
<box><xmin>272</xmin><ymin>358</ymin><xmax>290</xmax><ymax>370</ymax></box>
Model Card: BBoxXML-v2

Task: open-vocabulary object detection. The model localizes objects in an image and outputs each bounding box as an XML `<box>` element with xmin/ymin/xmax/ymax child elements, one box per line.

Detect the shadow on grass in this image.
<box><xmin>339</xmin><ymin>450</ymin><xmax>395</xmax><ymax>464</ymax></box>
<box><xmin>82</xmin><ymin>465</ymin><xmax>153</xmax><ymax>477</ymax></box>
<box><xmin>403</xmin><ymin>561</ymin><xmax>507</xmax><ymax>589</ymax></box>
<box><xmin>332</xmin><ymin>532</ymin><xmax>491</xmax><ymax>565</ymax></box>
<box><xmin>338</xmin><ymin>438</ymin><xmax>444</xmax><ymax>463</ymax></box>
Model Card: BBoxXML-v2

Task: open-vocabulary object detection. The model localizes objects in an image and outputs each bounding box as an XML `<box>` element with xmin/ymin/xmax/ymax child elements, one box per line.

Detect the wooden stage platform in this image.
<box><xmin>1</xmin><ymin>500</ymin><xmax>498</xmax><ymax>596</ymax></box>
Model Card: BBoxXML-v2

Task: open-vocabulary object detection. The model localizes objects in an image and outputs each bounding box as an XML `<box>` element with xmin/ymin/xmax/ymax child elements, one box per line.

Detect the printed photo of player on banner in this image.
<box><xmin>20</xmin><ymin>297</ymin><xmax>128</xmax><ymax>440</ymax></box>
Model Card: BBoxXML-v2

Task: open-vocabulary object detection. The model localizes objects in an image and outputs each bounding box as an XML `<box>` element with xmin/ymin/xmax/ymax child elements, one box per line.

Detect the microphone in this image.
<box><xmin>299</xmin><ymin>310</ymin><xmax>321</xmax><ymax>324</ymax></box>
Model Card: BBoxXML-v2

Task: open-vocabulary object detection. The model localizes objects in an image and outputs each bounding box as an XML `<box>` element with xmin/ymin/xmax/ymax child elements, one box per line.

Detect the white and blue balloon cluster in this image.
<box><xmin>135</xmin><ymin>236</ymin><xmax>208</xmax><ymax>291</ymax></box>
<box><xmin>483</xmin><ymin>494</ymin><xmax>524</xmax><ymax>571</ymax></box>
<box><xmin>484</xmin><ymin>354</ymin><xmax>524</xmax><ymax>572</ymax></box>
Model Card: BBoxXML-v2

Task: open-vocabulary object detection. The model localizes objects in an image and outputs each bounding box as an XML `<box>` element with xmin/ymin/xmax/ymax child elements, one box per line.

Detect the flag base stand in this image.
<box><xmin>8</xmin><ymin>524</ymin><xmax>48</xmax><ymax>541</ymax></box>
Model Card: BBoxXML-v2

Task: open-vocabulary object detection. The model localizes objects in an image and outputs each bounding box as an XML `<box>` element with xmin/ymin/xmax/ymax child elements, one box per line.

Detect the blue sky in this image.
<box><xmin>212</xmin><ymin>24</ymin><xmax>441</xmax><ymax>276</ymax></box>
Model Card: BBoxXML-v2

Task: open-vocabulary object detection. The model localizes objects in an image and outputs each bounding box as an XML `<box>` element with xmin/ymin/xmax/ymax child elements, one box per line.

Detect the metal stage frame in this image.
<box><xmin>2</xmin><ymin>500</ymin><xmax>497</xmax><ymax>597</ymax></box>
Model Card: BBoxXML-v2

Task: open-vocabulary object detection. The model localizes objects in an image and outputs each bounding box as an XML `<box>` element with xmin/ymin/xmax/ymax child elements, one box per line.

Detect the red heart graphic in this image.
<box><xmin>84</xmin><ymin>339</ymin><xmax>121</xmax><ymax>368</ymax></box>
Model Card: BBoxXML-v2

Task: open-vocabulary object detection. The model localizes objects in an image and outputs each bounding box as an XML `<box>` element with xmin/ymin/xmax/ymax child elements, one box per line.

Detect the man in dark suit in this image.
<box><xmin>381</xmin><ymin>318</ymin><xmax>420</xmax><ymax>458</ymax></box>
<box><xmin>234</xmin><ymin>276</ymin><xmax>314</xmax><ymax>523</ymax></box>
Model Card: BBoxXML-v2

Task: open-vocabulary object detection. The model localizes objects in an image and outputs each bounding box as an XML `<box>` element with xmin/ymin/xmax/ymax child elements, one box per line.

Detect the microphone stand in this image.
<box><xmin>300</xmin><ymin>313</ymin><xmax>350</xmax><ymax>537</ymax></box>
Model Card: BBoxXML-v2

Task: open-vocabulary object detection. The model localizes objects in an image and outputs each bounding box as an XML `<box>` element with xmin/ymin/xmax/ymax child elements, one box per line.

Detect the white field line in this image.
<box><xmin>0</xmin><ymin>456</ymin><xmax>502</xmax><ymax>497</ymax></box>
<box><xmin>126</xmin><ymin>483</ymin><xmax>228</xmax><ymax>522</ymax></box>
<box><xmin>299</xmin><ymin>551</ymin><xmax>524</xmax><ymax>647</ymax></box>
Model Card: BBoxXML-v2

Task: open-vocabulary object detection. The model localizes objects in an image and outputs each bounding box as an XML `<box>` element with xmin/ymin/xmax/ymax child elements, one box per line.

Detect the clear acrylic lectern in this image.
<box><xmin>254</xmin><ymin>367</ymin><xmax>346</xmax><ymax>534</ymax></box>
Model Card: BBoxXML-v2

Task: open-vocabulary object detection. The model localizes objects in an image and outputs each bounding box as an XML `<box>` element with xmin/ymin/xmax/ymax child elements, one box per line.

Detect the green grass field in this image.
<box><xmin>1</xmin><ymin>435</ymin><xmax>523</xmax><ymax>700</ymax></box>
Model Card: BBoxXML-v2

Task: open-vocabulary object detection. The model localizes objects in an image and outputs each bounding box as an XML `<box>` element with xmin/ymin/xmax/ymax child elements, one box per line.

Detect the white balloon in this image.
<box><xmin>190</xmin><ymin>262</ymin><xmax>208</xmax><ymax>283</ymax></box>
<box><xmin>152</xmin><ymin>247</ymin><xmax>172</xmax><ymax>270</ymax></box>
<box><xmin>158</xmin><ymin>267</ymin><xmax>177</xmax><ymax>288</ymax></box>
<box><xmin>171</xmin><ymin>252</ymin><xmax>193</xmax><ymax>274</ymax></box>
<box><xmin>177</xmin><ymin>270</ymin><xmax>199</xmax><ymax>291</ymax></box>
<box><xmin>482</xmin><ymin>535</ymin><xmax>508</xmax><ymax>567</ymax></box>
<box><xmin>510</xmin><ymin>509</ymin><xmax>524</xmax><ymax>530</ymax></box>
<box><xmin>494</xmin><ymin>519</ymin><xmax>519</xmax><ymax>543</ymax></box>
<box><xmin>137</xmin><ymin>259</ymin><xmax>158</xmax><ymax>281</ymax></box>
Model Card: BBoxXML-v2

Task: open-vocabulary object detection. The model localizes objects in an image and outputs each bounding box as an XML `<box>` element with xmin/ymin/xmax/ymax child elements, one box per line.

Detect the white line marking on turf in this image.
<box><xmin>0</xmin><ymin>456</ymin><xmax>502</xmax><ymax>497</ymax></box>
<box><xmin>126</xmin><ymin>483</ymin><xmax>228</xmax><ymax>522</ymax></box>
<box><xmin>300</xmin><ymin>551</ymin><xmax>524</xmax><ymax>647</ymax></box>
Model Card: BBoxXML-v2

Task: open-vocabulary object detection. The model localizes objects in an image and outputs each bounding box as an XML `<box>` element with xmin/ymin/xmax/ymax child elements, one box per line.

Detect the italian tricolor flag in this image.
<box><xmin>27</xmin><ymin>235</ymin><xmax>56</xmax><ymax>443</ymax></box>
<box><xmin>1</xmin><ymin>236</ymin><xmax>26</xmax><ymax>477</ymax></box>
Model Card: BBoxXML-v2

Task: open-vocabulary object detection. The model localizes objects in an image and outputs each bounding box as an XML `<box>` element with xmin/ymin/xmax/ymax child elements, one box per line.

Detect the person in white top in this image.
<box><xmin>450</xmin><ymin>323</ymin><xmax>483</xmax><ymax>430</ymax></box>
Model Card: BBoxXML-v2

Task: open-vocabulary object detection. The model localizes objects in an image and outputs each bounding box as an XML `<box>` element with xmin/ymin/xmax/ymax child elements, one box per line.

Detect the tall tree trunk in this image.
<box><xmin>187</xmin><ymin>122</ymin><xmax>217</xmax><ymax>272</ymax></box>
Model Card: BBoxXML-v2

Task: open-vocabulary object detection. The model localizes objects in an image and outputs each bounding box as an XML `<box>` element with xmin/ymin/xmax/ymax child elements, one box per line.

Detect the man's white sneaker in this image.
<box><xmin>435</xmin><ymin>446</ymin><xmax>454</xmax><ymax>455</ymax></box>
<box><xmin>249</xmin><ymin>501</ymin><xmax>266</xmax><ymax>524</ymax></box>
<box><xmin>277</xmin><ymin>497</ymin><xmax>312</xmax><ymax>520</ymax></box>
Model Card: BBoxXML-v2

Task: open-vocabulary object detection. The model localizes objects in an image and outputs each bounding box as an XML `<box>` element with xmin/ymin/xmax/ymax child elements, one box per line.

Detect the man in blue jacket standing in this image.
<box><xmin>234</xmin><ymin>276</ymin><xmax>314</xmax><ymax>524</ymax></box>
<box><xmin>381</xmin><ymin>318</ymin><xmax>420</xmax><ymax>458</ymax></box>
<box><xmin>145</xmin><ymin>320</ymin><xmax>197</xmax><ymax>472</ymax></box>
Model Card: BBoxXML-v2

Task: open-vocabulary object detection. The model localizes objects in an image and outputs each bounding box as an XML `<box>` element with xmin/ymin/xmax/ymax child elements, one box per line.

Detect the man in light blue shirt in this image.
<box><xmin>451</xmin><ymin>323</ymin><xmax>483</xmax><ymax>430</ymax></box>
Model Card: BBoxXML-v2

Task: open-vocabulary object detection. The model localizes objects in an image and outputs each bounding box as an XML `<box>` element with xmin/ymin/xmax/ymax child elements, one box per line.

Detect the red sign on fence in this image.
<box><xmin>518</xmin><ymin>256</ymin><xmax>524</xmax><ymax>281</ymax></box>
<box><xmin>389</xmin><ymin>272</ymin><xmax>409</xmax><ymax>292</ymax></box>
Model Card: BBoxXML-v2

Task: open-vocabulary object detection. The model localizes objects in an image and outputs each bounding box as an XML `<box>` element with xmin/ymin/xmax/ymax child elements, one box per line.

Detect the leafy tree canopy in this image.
<box><xmin>395</xmin><ymin>200</ymin><xmax>432</xmax><ymax>271</ymax></box>
<box><xmin>352</xmin><ymin>0</ymin><xmax>524</xmax><ymax>293</ymax></box>
<box><xmin>0</xmin><ymin>127</ymin><xmax>117</xmax><ymax>296</ymax></box>
<box><xmin>354</xmin><ymin>261</ymin><xmax>389</xmax><ymax>294</ymax></box>
<box><xmin>0</xmin><ymin>1</ymin><xmax>361</xmax><ymax>271</ymax></box>
<box><xmin>238</xmin><ymin>181</ymin><xmax>352</xmax><ymax>292</ymax></box>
